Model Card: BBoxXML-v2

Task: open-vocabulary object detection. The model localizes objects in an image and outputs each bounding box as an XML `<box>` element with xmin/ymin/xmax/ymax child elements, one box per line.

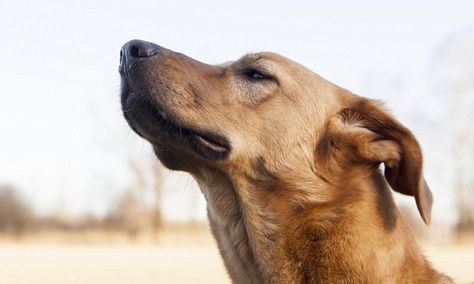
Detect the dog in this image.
<box><xmin>119</xmin><ymin>40</ymin><xmax>452</xmax><ymax>283</ymax></box>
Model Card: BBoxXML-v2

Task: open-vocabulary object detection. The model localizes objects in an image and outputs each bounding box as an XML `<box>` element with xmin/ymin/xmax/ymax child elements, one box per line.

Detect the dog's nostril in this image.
<box><xmin>130</xmin><ymin>45</ymin><xmax>140</xmax><ymax>58</ymax></box>
<box><xmin>123</xmin><ymin>40</ymin><xmax>160</xmax><ymax>59</ymax></box>
<box><xmin>120</xmin><ymin>40</ymin><xmax>161</xmax><ymax>72</ymax></box>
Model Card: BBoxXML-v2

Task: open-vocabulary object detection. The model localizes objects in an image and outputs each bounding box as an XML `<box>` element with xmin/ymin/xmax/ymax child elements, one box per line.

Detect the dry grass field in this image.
<box><xmin>0</xmin><ymin>226</ymin><xmax>473</xmax><ymax>284</ymax></box>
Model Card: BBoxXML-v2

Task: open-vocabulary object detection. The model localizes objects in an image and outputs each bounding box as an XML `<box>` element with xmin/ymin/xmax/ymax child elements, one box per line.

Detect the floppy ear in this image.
<box><xmin>324</xmin><ymin>98</ymin><xmax>433</xmax><ymax>224</ymax></box>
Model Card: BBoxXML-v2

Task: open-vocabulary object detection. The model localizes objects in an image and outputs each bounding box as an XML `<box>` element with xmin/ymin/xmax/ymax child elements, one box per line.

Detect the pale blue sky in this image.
<box><xmin>0</xmin><ymin>0</ymin><xmax>473</xmax><ymax>223</ymax></box>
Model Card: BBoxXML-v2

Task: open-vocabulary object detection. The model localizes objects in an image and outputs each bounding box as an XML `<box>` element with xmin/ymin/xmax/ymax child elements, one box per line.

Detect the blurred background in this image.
<box><xmin>1</xmin><ymin>0</ymin><xmax>473</xmax><ymax>283</ymax></box>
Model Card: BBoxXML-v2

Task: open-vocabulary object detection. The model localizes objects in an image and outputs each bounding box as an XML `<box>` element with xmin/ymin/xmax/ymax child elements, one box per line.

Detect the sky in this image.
<box><xmin>0</xmin><ymin>0</ymin><xmax>473</xmax><ymax>223</ymax></box>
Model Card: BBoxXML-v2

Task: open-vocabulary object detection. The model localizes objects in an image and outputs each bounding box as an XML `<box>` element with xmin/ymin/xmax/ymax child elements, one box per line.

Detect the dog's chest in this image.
<box><xmin>200</xmin><ymin>182</ymin><xmax>266</xmax><ymax>284</ymax></box>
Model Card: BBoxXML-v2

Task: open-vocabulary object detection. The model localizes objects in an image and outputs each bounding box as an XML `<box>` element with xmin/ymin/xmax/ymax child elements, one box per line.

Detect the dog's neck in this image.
<box><xmin>195</xmin><ymin>169</ymin><xmax>440</xmax><ymax>284</ymax></box>
<box><xmin>195</xmin><ymin>170</ymin><xmax>379</xmax><ymax>284</ymax></box>
<box><xmin>196</xmin><ymin>171</ymin><xmax>281</xmax><ymax>284</ymax></box>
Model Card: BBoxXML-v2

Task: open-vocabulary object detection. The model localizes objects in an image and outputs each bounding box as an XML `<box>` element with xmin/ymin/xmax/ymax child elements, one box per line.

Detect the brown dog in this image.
<box><xmin>119</xmin><ymin>40</ymin><xmax>452</xmax><ymax>283</ymax></box>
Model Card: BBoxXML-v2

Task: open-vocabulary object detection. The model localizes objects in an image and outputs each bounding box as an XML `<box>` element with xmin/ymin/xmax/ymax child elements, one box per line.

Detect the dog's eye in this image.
<box><xmin>243</xmin><ymin>69</ymin><xmax>273</xmax><ymax>81</ymax></box>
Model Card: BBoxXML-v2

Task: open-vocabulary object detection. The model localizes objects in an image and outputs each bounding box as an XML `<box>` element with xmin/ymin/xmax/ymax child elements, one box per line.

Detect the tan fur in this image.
<box><xmin>121</xmin><ymin>45</ymin><xmax>452</xmax><ymax>283</ymax></box>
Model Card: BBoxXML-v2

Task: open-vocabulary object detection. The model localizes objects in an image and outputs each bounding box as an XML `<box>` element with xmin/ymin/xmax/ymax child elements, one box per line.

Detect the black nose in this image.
<box><xmin>120</xmin><ymin>40</ymin><xmax>161</xmax><ymax>73</ymax></box>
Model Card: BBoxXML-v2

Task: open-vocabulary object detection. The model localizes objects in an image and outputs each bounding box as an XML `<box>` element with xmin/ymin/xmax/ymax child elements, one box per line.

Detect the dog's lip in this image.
<box><xmin>156</xmin><ymin>111</ymin><xmax>231</xmax><ymax>158</ymax></box>
<box><xmin>194</xmin><ymin>132</ymin><xmax>230</xmax><ymax>154</ymax></box>
<box><xmin>122</xmin><ymin>89</ymin><xmax>231</xmax><ymax>159</ymax></box>
<box><xmin>195</xmin><ymin>134</ymin><xmax>227</xmax><ymax>153</ymax></box>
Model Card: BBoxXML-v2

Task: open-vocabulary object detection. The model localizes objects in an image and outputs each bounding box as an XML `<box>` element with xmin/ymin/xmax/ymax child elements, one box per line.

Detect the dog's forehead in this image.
<box><xmin>217</xmin><ymin>53</ymin><xmax>263</xmax><ymax>68</ymax></box>
<box><xmin>222</xmin><ymin>52</ymin><xmax>302</xmax><ymax>78</ymax></box>
<box><xmin>219</xmin><ymin>60</ymin><xmax>234</xmax><ymax>67</ymax></box>
<box><xmin>236</xmin><ymin>52</ymin><xmax>291</xmax><ymax>65</ymax></box>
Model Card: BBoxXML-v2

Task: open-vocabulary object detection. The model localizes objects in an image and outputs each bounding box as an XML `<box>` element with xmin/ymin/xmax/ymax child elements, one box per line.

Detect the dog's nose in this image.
<box><xmin>120</xmin><ymin>40</ymin><xmax>161</xmax><ymax>73</ymax></box>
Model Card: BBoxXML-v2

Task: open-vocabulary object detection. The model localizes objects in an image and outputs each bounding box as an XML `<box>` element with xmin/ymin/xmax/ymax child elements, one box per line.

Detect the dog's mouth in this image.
<box><xmin>121</xmin><ymin>90</ymin><xmax>231</xmax><ymax>160</ymax></box>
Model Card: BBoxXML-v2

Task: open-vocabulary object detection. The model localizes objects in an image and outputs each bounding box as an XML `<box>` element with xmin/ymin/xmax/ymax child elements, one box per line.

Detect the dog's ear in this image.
<box><xmin>322</xmin><ymin>98</ymin><xmax>433</xmax><ymax>224</ymax></box>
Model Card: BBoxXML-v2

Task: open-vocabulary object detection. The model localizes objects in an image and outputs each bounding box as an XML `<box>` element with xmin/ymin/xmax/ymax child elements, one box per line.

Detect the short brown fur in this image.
<box><xmin>120</xmin><ymin>44</ymin><xmax>452</xmax><ymax>283</ymax></box>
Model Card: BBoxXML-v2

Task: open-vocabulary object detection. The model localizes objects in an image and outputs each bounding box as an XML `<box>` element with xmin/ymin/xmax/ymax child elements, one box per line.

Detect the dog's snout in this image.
<box><xmin>119</xmin><ymin>40</ymin><xmax>161</xmax><ymax>73</ymax></box>
<box><xmin>124</xmin><ymin>40</ymin><xmax>160</xmax><ymax>58</ymax></box>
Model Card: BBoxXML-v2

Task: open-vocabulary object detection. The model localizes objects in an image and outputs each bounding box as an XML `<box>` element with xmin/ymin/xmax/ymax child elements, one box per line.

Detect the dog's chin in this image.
<box><xmin>121</xmin><ymin>90</ymin><xmax>231</xmax><ymax>163</ymax></box>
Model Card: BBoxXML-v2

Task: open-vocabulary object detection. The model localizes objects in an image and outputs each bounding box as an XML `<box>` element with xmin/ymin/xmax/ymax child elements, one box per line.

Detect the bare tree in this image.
<box><xmin>0</xmin><ymin>185</ymin><xmax>33</xmax><ymax>235</ymax></box>
<box><xmin>433</xmin><ymin>31</ymin><xmax>474</xmax><ymax>233</ymax></box>
<box><xmin>128</xmin><ymin>155</ymin><xmax>164</xmax><ymax>229</ymax></box>
<box><xmin>104</xmin><ymin>155</ymin><xmax>164</xmax><ymax>238</ymax></box>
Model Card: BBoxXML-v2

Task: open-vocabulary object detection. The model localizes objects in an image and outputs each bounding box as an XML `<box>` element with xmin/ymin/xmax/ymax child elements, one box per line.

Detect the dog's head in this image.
<box><xmin>120</xmin><ymin>40</ymin><xmax>432</xmax><ymax>225</ymax></box>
